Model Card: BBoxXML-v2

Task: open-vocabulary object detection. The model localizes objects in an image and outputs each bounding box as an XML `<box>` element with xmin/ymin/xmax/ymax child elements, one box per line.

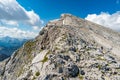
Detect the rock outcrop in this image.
<box><xmin>0</xmin><ymin>14</ymin><xmax>120</xmax><ymax>80</ymax></box>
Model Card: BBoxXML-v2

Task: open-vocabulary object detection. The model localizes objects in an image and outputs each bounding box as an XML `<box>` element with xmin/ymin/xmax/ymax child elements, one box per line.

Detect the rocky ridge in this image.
<box><xmin>0</xmin><ymin>14</ymin><xmax>120</xmax><ymax>80</ymax></box>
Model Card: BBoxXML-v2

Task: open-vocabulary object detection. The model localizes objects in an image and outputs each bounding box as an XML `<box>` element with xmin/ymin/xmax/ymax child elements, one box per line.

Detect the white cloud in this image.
<box><xmin>33</xmin><ymin>26</ymin><xmax>40</xmax><ymax>30</ymax></box>
<box><xmin>1</xmin><ymin>20</ymin><xmax>18</xmax><ymax>26</ymax></box>
<box><xmin>0</xmin><ymin>0</ymin><xmax>43</xmax><ymax>29</ymax></box>
<box><xmin>0</xmin><ymin>0</ymin><xmax>43</xmax><ymax>39</ymax></box>
<box><xmin>85</xmin><ymin>11</ymin><xmax>120</xmax><ymax>31</ymax></box>
<box><xmin>0</xmin><ymin>26</ymin><xmax>38</xmax><ymax>39</ymax></box>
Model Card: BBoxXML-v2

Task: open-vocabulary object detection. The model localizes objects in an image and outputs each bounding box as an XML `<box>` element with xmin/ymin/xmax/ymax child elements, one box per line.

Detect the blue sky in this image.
<box><xmin>17</xmin><ymin>0</ymin><xmax>120</xmax><ymax>21</ymax></box>
<box><xmin>0</xmin><ymin>0</ymin><xmax>120</xmax><ymax>39</ymax></box>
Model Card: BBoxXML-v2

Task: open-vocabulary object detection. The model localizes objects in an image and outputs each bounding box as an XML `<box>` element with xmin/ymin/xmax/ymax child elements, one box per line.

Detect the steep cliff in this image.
<box><xmin>0</xmin><ymin>14</ymin><xmax>120</xmax><ymax>80</ymax></box>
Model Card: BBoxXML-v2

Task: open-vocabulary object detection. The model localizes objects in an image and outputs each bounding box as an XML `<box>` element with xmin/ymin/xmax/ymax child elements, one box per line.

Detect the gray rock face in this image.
<box><xmin>0</xmin><ymin>14</ymin><xmax>120</xmax><ymax>80</ymax></box>
<box><xmin>63</xmin><ymin>64</ymin><xmax>79</xmax><ymax>77</ymax></box>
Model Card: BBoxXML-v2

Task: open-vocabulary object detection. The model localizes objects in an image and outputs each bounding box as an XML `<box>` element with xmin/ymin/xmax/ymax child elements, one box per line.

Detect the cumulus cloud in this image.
<box><xmin>0</xmin><ymin>0</ymin><xmax>43</xmax><ymax>38</ymax></box>
<box><xmin>85</xmin><ymin>11</ymin><xmax>120</xmax><ymax>31</ymax></box>
<box><xmin>0</xmin><ymin>0</ymin><xmax>43</xmax><ymax>29</ymax></box>
<box><xmin>0</xmin><ymin>26</ymin><xmax>38</xmax><ymax>39</ymax></box>
<box><xmin>1</xmin><ymin>20</ymin><xmax>19</xmax><ymax>26</ymax></box>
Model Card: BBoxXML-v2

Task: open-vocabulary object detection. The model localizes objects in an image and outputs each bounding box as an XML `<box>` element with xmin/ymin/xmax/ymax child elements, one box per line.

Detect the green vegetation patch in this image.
<box><xmin>41</xmin><ymin>50</ymin><xmax>51</xmax><ymax>63</ymax></box>
<box><xmin>32</xmin><ymin>76</ymin><xmax>36</xmax><ymax>80</ymax></box>
<box><xmin>78</xmin><ymin>74</ymin><xmax>84</xmax><ymax>80</ymax></box>
<box><xmin>24</xmin><ymin>40</ymin><xmax>36</xmax><ymax>53</ymax></box>
<box><xmin>23</xmin><ymin>40</ymin><xmax>36</xmax><ymax>62</ymax></box>
<box><xmin>17</xmin><ymin>66</ymin><xmax>24</xmax><ymax>77</ymax></box>
<box><xmin>35</xmin><ymin>71</ymin><xmax>40</xmax><ymax>76</ymax></box>
<box><xmin>41</xmin><ymin>55</ymin><xmax>48</xmax><ymax>63</ymax></box>
<box><xmin>97</xmin><ymin>56</ymin><xmax>106</xmax><ymax>61</ymax></box>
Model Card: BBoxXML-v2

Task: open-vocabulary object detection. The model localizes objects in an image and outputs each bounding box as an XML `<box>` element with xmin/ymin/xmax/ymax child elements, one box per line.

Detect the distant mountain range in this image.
<box><xmin>0</xmin><ymin>54</ymin><xmax>9</xmax><ymax>61</ymax></box>
<box><xmin>0</xmin><ymin>36</ymin><xmax>28</xmax><ymax>61</ymax></box>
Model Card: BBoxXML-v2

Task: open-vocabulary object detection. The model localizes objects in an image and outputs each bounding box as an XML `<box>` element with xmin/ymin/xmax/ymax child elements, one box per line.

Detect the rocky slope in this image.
<box><xmin>0</xmin><ymin>14</ymin><xmax>120</xmax><ymax>80</ymax></box>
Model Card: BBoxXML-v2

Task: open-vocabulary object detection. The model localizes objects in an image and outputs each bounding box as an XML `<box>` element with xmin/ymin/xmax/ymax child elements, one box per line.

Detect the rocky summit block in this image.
<box><xmin>0</xmin><ymin>14</ymin><xmax>120</xmax><ymax>80</ymax></box>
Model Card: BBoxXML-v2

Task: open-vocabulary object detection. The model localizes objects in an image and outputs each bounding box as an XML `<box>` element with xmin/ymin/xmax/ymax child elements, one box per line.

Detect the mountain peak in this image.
<box><xmin>61</xmin><ymin>13</ymin><xmax>76</xmax><ymax>26</ymax></box>
<box><xmin>48</xmin><ymin>13</ymin><xmax>84</xmax><ymax>27</ymax></box>
<box><xmin>61</xmin><ymin>13</ymin><xmax>73</xmax><ymax>17</ymax></box>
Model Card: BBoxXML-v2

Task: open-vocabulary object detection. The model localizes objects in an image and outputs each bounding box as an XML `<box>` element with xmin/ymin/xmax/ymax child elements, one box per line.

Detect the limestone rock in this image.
<box><xmin>0</xmin><ymin>14</ymin><xmax>120</xmax><ymax>80</ymax></box>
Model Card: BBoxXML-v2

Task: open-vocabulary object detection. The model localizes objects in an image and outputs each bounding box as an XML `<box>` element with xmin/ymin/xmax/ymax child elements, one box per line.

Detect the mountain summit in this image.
<box><xmin>0</xmin><ymin>14</ymin><xmax>120</xmax><ymax>80</ymax></box>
